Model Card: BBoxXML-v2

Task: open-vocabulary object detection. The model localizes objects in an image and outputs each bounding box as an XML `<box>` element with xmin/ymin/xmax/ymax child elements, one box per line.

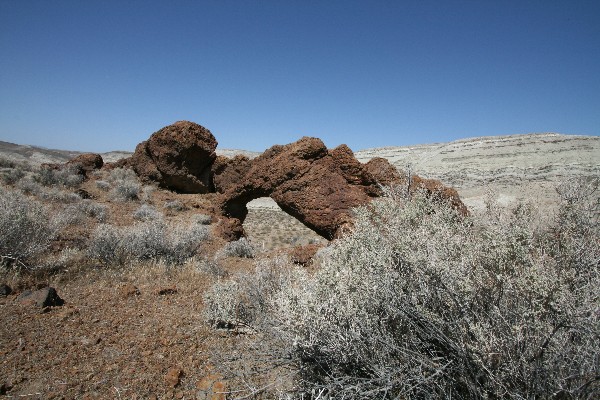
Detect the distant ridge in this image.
<box><xmin>356</xmin><ymin>133</ymin><xmax>599</xmax><ymax>210</ymax></box>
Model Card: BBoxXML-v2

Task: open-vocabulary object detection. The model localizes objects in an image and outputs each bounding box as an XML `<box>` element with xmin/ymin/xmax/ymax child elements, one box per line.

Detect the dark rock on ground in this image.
<box><xmin>18</xmin><ymin>287</ymin><xmax>64</xmax><ymax>308</ymax></box>
<box><xmin>0</xmin><ymin>284</ymin><xmax>12</xmax><ymax>297</ymax></box>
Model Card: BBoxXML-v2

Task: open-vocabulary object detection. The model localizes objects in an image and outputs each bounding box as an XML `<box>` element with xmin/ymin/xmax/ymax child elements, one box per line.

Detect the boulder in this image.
<box><xmin>67</xmin><ymin>153</ymin><xmax>104</xmax><ymax>175</ymax></box>
<box><xmin>129</xmin><ymin>121</ymin><xmax>218</xmax><ymax>193</ymax></box>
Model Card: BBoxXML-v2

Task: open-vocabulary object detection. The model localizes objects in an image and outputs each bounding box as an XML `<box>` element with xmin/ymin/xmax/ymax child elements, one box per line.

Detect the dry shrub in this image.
<box><xmin>133</xmin><ymin>204</ymin><xmax>162</xmax><ymax>221</ymax></box>
<box><xmin>217</xmin><ymin>237</ymin><xmax>256</xmax><ymax>259</ymax></box>
<box><xmin>107</xmin><ymin>168</ymin><xmax>140</xmax><ymax>201</ymax></box>
<box><xmin>204</xmin><ymin>179</ymin><xmax>599</xmax><ymax>399</ymax></box>
<box><xmin>35</xmin><ymin>165</ymin><xmax>83</xmax><ymax>188</ymax></box>
<box><xmin>88</xmin><ymin>220</ymin><xmax>210</xmax><ymax>266</ymax></box>
<box><xmin>0</xmin><ymin>188</ymin><xmax>61</xmax><ymax>267</ymax></box>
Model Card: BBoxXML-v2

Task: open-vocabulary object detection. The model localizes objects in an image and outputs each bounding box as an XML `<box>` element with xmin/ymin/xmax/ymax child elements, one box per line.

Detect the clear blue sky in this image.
<box><xmin>1</xmin><ymin>1</ymin><xmax>599</xmax><ymax>153</ymax></box>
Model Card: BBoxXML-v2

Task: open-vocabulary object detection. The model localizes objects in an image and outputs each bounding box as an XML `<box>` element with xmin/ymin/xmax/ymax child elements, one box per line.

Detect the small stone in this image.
<box><xmin>157</xmin><ymin>286</ymin><xmax>178</xmax><ymax>296</ymax></box>
<box><xmin>196</xmin><ymin>375</ymin><xmax>227</xmax><ymax>400</ymax></box>
<box><xmin>164</xmin><ymin>367</ymin><xmax>182</xmax><ymax>387</ymax></box>
<box><xmin>119</xmin><ymin>283</ymin><xmax>140</xmax><ymax>298</ymax></box>
<box><xmin>0</xmin><ymin>284</ymin><xmax>12</xmax><ymax>296</ymax></box>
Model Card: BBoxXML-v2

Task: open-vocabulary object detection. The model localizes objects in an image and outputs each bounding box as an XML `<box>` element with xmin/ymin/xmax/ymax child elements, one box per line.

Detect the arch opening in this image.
<box><xmin>242</xmin><ymin>197</ymin><xmax>327</xmax><ymax>252</ymax></box>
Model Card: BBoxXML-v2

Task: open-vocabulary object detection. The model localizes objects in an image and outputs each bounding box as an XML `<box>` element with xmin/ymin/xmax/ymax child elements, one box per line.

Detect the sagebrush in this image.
<box><xmin>205</xmin><ymin>179</ymin><xmax>599</xmax><ymax>399</ymax></box>
<box><xmin>0</xmin><ymin>188</ymin><xmax>61</xmax><ymax>266</ymax></box>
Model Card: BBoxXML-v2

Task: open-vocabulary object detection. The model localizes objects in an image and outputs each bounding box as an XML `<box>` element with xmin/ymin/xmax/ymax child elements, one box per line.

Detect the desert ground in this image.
<box><xmin>0</xmin><ymin>133</ymin><xmax>598</xmax><ymax>399</ymax></box>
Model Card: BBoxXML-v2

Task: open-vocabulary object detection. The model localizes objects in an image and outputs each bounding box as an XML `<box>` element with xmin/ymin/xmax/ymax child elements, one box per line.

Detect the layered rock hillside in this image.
<box><xmin>356</xmin><ymin>133</ymin><xmax>600</xmax><ymax>210</ymax></box>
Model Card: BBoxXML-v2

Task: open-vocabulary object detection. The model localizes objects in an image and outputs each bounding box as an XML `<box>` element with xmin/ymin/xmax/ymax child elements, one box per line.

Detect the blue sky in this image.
<box><xmin>1</xmin><ymin>1</ymin><xmax>599</xmax><ymax>153</ymax></box>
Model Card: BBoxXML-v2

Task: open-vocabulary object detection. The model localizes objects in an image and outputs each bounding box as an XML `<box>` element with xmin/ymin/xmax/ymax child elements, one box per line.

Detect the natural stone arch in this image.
<box><xmin>215</xmin><ymin>137</ymin><xmax>382</xmax><ymax>239</ymax></box>
<box><xmin>120</xmin><ymin>121</ymin><xmax>468</xmax><ymax>241</ymax></box>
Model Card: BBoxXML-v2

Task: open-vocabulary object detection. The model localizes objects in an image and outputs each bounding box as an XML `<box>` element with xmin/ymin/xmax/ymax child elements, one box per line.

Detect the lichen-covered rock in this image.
<box><xmin>129</xmin><ymin>121</ymin><xmax>217</xmax><ymax>193</ymax></box>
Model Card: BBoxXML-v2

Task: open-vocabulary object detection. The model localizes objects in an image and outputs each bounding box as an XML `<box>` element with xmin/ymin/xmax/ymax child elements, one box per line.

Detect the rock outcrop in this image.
<box><xmin>67</xmin><ymin>153</ymin><xmax>104</xmax><ymax>176</ymax></box>
<box><xmin>364</xmin><ymin>157</ymin><xmax>406</xmax><ymax>186</ymax></box>
<box><xmin>128</xmin><ymin>121</ymin><xmax>217</xmax><ymax>193</ymax></box>
<box><xmin>217</xmin><ymin>137</ymin><xmax>388</xmax><ymax>239</ymax></box>
<box><xmin>211</xmin><ymin>154</ymin><xmax>252</xmax><ymax>194</ymax></box>
<box><xmin>109</xmin><ymin>121</ymin><xmax>467</xmax><ymax>240</ymax></box>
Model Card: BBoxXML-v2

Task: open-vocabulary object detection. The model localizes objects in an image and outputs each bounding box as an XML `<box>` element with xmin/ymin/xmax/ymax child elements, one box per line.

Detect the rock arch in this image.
<box><xmin>214</xmin><ymin>137</ymin><xmax>389</xmax><ymax>239</ymax></box>
<box><xmin>120</xmin><ymin>121</ymin><xmax>467</xmax><ymax>241</ymax></box>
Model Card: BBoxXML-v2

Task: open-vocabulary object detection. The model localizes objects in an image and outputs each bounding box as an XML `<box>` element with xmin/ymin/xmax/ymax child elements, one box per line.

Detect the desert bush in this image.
<box><xmin>204</xmin><ymin>181</ymin><xmax>599</xmax><ymax>398</ymax></box>
<box><xmin>38</xmin><ymin>187</ymin><xmax>82</xmax><ymax>203</ymax></box>
<box><xmin>88</xmin><ymin>220</ymin><xmax>210</xmax><ymax>266</ymax></box>
<box><xmin>62</xmin><ymin>200</ymin><xmax>107</xmax><ymax>224</ymax></box>
<box><xmin>203</xmin><ymin>257</ymin><xmax>300</xmax><ymax>330</ymax></box>
<box><xmin>164</xmin><ymin>199</ymin><xmax>185</xmax><ymax>211</ymax></box>
<box><xmin>193</xmin><ymin>213</ymin><xmax>212</xmax><ymax>225</ymax></box>
<box><xmin>107</xmin><ymin>167</ymin><xmax>136</xmax><ymax>182</ymax></box>
<box><xmin>0</xmin><ymin>157</ymin><xmax>32</xmax><ymax>171</ymax></box>
<box><xmin>1</xmin><ymin>166</ymin><xmax>25</xmax><ymax>185</ymax></box>
<box><xmin>217</xmin><ymin>237</ymin><xmax>256</xmax><ymax>258</ymax></box>
<box><xmin>0</xmin><ymin>157</ymin><xmax>17</xmax><ymax>169</ymax></box>
<box><xmin>133</xmin><ymin>204</ymin><xmax>162</xmax><ymax>221</ymax></box>
<box><xmin>194</xmin><ymin>257</ymin><xmax>226</xmax><ymax>278</ymax></box>
<box><xmin>0</xmin><ymin>188</ymin><xmax>60</xmax><ymax>266</ymax></box>
<box><xmin>140</xmin><ymin>185</ymin><xmax>155</xmax><ymax>203</ymax></box>
<box><xmin>106</xmin><ymin>167</ymin><xmax>140</xmax><ymax>201</ymax></box>
<box><xmin>110</xmin><ymin>179</ymin><xmax>140</xmax><ymax>201</ymax></box>
<box><xmin>79</xmin><ymin>200</ymin><xmax>108</xmax><ymax>222</ymax></box>
<box><xmin>274</xmin><ymin>183</ymin><xmax>599</xmax><ymax>398</ymax></box>
<box><xmin>95</xmin><ymin>180</ymin><xmax>110</xmax><ymax>191</ymax></box>
<box><xmin>35</xmin><ymin>165</ymin><xmax>83</xmax><ymax>188</ymax></box>
<box><xmin>16</xmin><ymin>177</ymin><xmax>42</xmax><ymax>195</ymax></box>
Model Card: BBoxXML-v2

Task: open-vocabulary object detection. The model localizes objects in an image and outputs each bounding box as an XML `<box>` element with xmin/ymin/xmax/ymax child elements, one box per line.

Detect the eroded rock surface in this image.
<box><xmin>128</xmin><ymin>121</ymin><xmax>217</xmax><ymax>193</ymax></box>
<box><xmin>67</xmin><ymin>153</ymin><xmax>104</xmax><ymax>175</ymax></box>
<box><xmin>217</xmin><ymin>137</ymin><xmax>384</xmax><ymax>239</ymax></box>
<box><xmin>112</xmin><ymin>121</ymin><xmax>467</xmax><ymax>240</ymax></box>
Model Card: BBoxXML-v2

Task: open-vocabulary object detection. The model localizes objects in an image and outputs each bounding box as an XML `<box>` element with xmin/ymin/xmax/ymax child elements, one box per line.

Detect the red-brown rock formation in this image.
<box><xmin>364</xmin><ymin>157</ymin><xmax>407</xmax><ymax>186</ymax></box>
<box><xmin>123</xmin><ymin>121</ymin><xmax>468</xmax><ymax>240</ymax></box>
<box><xmin>128</xmin><ymin>121</ymin><xmax>217</xmax><ymax>193</ymax></box>
<box><xmin>411</xmin><ymin>175</ymin><xmax>469</xmax><ymax>216</ymax></box>
<box><xmin>67</xmin><ymin>153</ymin><xmax>104</xmax><ymax>176</ymax></box>
<box><xmin>211</xmin><ymin>154</ymin><xmax>252</xmax><ymax>194</ymax></box>
<box><xmin>217</xmin><ymin>137</ymin><xmax>383</xmax><ymax>239</ymax></box>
